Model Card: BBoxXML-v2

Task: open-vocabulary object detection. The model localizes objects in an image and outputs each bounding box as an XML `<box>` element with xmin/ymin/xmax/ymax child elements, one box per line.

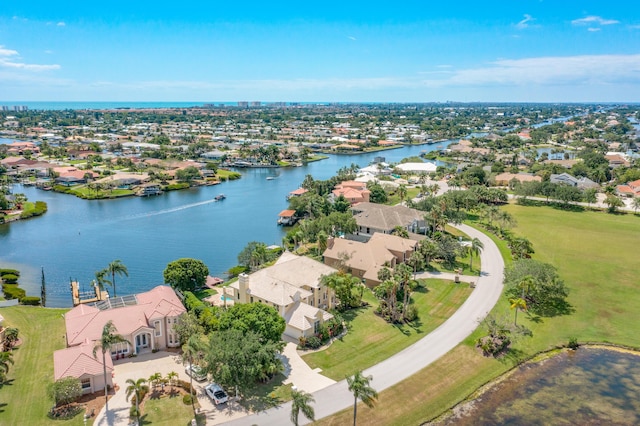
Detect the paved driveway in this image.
<box><xmin>93</xmin><ymin>351</ymin><xmax>249</xmax><ymax>425</ymax></box>
<box><xmin>224</xmin><ymin>223</ymin><xmax>505</xmax><ymax>425</ymax></box>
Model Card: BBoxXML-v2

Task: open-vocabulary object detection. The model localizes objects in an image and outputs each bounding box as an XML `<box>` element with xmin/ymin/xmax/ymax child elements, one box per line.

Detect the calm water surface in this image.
<box><xmin>0</xmin><ymin>143</ymin><xmax>449</xmax><ymax>307</ymax></box>
<box><xmin>442</xmin><ymin>348</ymin><xmax>640</xmax><ymax>426</ymax></box>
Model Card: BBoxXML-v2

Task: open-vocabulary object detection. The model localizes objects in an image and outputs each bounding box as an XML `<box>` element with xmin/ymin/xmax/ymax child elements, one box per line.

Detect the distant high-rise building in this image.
<box><xmin>1</xmin><ymin>106</ymin><xmax>8</xmax><ymax>111</ymax></box>
<box><xmin>249</xmin><ymin>101</ymin><xmax>261</xmax><ymax>107</ymax></box>
<box><xmin>237</xmin><ymin>101</ymin><xmax>249</xmax><ymax>108</ymax></box>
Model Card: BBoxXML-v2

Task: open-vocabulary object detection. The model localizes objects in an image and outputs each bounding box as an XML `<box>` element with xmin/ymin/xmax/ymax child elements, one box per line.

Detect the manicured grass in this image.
<box><xmin>303</xmin><ymin>280</ymin><xmax>472</xmax><ymax>380</ymax></box>
<box><xmin>318</xmin><ymin>204</ymin><xmax>640</xmax><ymax>425</ymax></box>
<box><xmin>139</xmin><ymin>393</ymin><xmax>203</xmax><ymax>425</ymax></box>
<box><xmin>0</xmin><ymin>306</ymin><xmax>86</xmax><ymax>425</ymax></box>
<box><xmin>216</xmin><ymin>169</ymin><xmax>241</xmax><ymax>180</ymax></box>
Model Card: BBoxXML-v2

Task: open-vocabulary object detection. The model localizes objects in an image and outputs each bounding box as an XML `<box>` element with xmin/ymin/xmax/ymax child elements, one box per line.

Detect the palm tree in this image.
<box><xmin>3</xmin><ymin>327</ymin><xmax>19</xmax><ymax>350</ymax></box>
<box><xmin>347</xmin><ymin>371</ymin><xmax>378</xmax><ymax>426</ymax></box>
<box><xmin>94</xmin><ymin>268</ymin><xmax>111</xmax><ymax>294</ymax></box>
<box><xmin>509</xmin><ymin>297</ymin><xmax>527</xmax><ymax>325</ymax></box>
<box><xmin>167</xmin><ymin>371</ymin><xmax>178</xmax><ymax>391</ymax></box>
<box><xmin>93</xmin><ymin>321</ymin><xmax>127</xmax><ymax>412</ymax></box>
<box><xmin>397</xmin><ymin>184</ymin><xmax>407</xmax><ymax>204</ymax></box>
<box><xmin>290</xmin><ymin>388</ymin><xmax>315</xmax><ymax>426</ymax></box>
<box><xmin>0</xmin><ymin>351</ymin><xmax>14</xmax><ymax>383</ymax></box>
<box><xmin>182</xmin><ymin>335</ymin><xmax>205</xmax><ymax>415</ymax></box>
<box><xmin>469</xmin><ymin>237</ymin><xmax>484</xmax><ymax>274</ymax></box>
<box><xmin>148</xmin><ymin>372</ymin><xmax>162</xmax><ymax>391</ymax></box>
<box><xmin>125</xmin><ymin>377</ymin><xmax>149</xmax><ymax>421</ymax></box>
<box><xmin>632</xmin><ymin>197</ymin><xmax>640</xmax><ymax>214</ymax></box>
<box><xmin>106</xmin><ymin>260</ymin><xmax>128</xmax><ymax>298</ymax></box>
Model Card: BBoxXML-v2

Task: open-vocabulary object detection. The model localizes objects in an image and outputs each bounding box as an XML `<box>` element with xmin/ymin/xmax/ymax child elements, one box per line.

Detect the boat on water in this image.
<box><xmin>214</xmin><ymin>194</ymin><xmax>226</xmax><ymax>201</ymax></box>
<box><xmin>266</xmin><ymin>176</ymin><xmax>275</xmax><ymax>180</ymax></box>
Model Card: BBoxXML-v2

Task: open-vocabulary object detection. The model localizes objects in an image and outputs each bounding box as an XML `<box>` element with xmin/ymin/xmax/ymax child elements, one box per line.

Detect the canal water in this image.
<box><xmin>441</xmin><ymin>348</ymin><xmax>640</xmax><ymax>425</ymax></box>
<box><xmin>0</xmin><ymin>142</ymin><xmax>450</xmax><ymax>307</ymax></box>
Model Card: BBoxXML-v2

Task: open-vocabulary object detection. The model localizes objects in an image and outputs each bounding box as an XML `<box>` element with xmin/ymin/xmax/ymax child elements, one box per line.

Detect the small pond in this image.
<box><xmin>440</xmin><ymin>348</ymin><xmax>640</xmax><ymax>425</ymax></box>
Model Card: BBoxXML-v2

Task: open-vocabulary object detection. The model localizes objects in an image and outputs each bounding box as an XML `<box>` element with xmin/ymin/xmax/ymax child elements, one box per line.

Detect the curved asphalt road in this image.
<box><xmin>226</xmin><ymin>223</ymin><xmax>505</xmax><ymax>425</ymax></box>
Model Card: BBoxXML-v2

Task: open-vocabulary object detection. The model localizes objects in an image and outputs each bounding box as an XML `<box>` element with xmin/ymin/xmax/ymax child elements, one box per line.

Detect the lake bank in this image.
<box><xmin>0</xmin><ymin>141</ymin><xmax>453</xmax><ymax>308</ymax></box>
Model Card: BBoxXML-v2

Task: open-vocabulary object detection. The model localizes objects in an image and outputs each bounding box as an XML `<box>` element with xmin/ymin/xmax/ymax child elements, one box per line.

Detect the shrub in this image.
<box><xmin>182</xmin><ymin>394</ymin><xmax>193</xmax><ymax>405</ymax></box>
<box><xmin>404</xmin><ymin>304</ymin><xmax>419</xmax><ymax>322</ymax></box>
<box><xmin>306</xmin><ymin>336</ymin><xmax>322</xmax><ymax>349</ymax></box>
<box><xmin>129</xmin><ymin>406</ymin><xmax>140</xmax><ymax>418</ymax></box>
<box><xmin>47</xmin><ymin>405</ymin><xmax>83</xmax><ymax>420</ymax></box>
<box><xmin>1</xmin><ymin>274</ymin><xmax>18</xmax><ymax>284</ymax></box>
<box><xmin>568</xmin><ymin>337</ymin><xmax>579</xmax><ymax>350</ymax></box>
<box><xmin>3</xmin><ymin>284</ymin><xmax>26</xmax><ymax>300</ymax></box>
<box><xmin>0</xmin><ymin>269</ymin><xmax>19</xmax><ymax>277</ymax></box>
<box><xmin>21</xmin><ymin>296</ymin><xmax>41</xmax><ymax>305</ymax></box>
<box><xmin>177</xmin><ymin>379</ymin><xmax>196</xmax><ymax>395</ymax></box>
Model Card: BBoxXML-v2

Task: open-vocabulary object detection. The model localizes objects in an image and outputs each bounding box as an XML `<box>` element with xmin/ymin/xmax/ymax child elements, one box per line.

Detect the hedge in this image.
<box><xmin>21</xmin><ymin>296</ymin><xmax>41</xmax><ymax>305</ymax></box>
<box><xmin>1</xmin><ymin>274</ymin><xmax>18</xmax><ymax>284</ymax></box>
<box><xmin>0</xmin><ymin>269</ymin><xmax>20</xmax><ymax>277</ymax></box>
<box><xmin>3</xmin><ymin>284</ymin><xmax>26</xmax><ymax>300</ymax></box>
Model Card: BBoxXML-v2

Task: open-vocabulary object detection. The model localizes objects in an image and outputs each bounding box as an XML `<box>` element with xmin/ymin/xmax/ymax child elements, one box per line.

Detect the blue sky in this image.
<box><xmin>1</xmin><ymin>1</ymin><xmax>639</xmax><ymax>102</ymax></box>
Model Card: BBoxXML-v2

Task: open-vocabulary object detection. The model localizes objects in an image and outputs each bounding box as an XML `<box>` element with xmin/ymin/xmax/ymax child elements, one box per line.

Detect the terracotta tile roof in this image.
<box><xmin>54</xmin><ymin>340</ymin><xmax>113</xmax><ymax>381</ymax></box>
<box><xmin>65</xmin><ymin>285</ymin><xmax>185</xmax><ymax>347</ymax></box>
<box><xmin>279</xmin><ymin>209</ymin><xmax>296</xmax><ymax>218</ymax></box>
<box><xmin>288</xmin><ymin>188</ymin><xmax>308</xmax><ymax>196</ymax></box>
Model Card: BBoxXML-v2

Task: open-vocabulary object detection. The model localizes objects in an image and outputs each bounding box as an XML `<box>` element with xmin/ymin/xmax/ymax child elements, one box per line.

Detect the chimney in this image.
<box><xmin>239</xmin><ymin>273</ymin><xmax>249</xmax><ymax>302</ymax></box>
<box><xmin>327</xmin><ymin>237</ymin><xmax>335</xmax><ymax>249</ymax></box>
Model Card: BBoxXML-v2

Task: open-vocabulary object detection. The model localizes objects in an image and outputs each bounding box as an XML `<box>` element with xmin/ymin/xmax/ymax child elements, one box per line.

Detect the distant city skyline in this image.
<box><xmin>1</xmin><ymin>1</ymin><xmax>639</xmax><ymax>102</ymax></box>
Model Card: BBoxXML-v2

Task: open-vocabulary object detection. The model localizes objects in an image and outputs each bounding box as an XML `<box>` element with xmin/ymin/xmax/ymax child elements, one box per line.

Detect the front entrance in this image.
<box><xmin>135</xmin><ymin>333</ymin><xmax>151</xmax><ymax>353</ymax></box>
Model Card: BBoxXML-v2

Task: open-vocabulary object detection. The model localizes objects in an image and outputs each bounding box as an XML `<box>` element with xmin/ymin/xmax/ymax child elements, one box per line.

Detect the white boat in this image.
<box><xmin>266</xmin><ymin>177</ymin><xmax>275</xmax><ymax>180</ymax></box>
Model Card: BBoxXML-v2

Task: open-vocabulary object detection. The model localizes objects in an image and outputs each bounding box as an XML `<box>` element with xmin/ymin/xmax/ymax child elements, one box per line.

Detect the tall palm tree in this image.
<box><xmin>148</xmin><ymin>372</ymin><xmax>162</xmax><ymax>391</ymax></box>
<box><xmin>397</xmin><ymin>184</ymin><xmax>407</xmax><ymax>204</ymax></box>
<box><xmin>93</xmin><ymin>321</ymin><xmax>127</xmax><ymax>412</ymax></box>
<box><xmin>347</xmin><ymin>371</ymin><xmax>378</xmax><ymax>426</ymax></box>
<box><xmin>125</xmin><ymin>377</ymin><xmax>149</xmax><ymax>421</ymax></box>
<box><xmin>106</xmin><ymin>260</ymin><xmax>128</xmax><ymax>298</ymax></box>
<box><xmin>290</xmin><ymin>388</ymin><xmax>315</xmax><ymax>426</ymax></box>
<box><xmin>469</xmin><ymin>237</ymin><xmax>484</xmax><ymax>274</ymax></box>
<box><xmin>0</xmin><ymin>351</ymin><xmax>14</xmax><ymax>383</ymax></box>
<box><xmin>182</xmin><ymin>335</ymin><xmax>205</xmax><ymax>415</ymax></box>
<box><xmin>94</xmin><ymin>268</ymin><xmax>112</xmax><ymax>294</ymax></box>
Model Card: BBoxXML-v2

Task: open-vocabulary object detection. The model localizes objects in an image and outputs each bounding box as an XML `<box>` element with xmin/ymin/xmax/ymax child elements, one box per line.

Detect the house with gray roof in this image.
<box><xmin>351</xmin><ymin>202</ymin><xmax>425</xmax><ymax>238</ymax></box>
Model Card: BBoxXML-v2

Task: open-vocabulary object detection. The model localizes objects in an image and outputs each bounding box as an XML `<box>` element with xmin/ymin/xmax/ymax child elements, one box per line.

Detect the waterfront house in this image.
<box><xmin>54</xmin><ymin>285</ymin><xmax>185</xmax><ymax>394</ymax></box>
<box><xmin>350</xmin><ymin>202</ymin><xmax>425</xmax><ymax>238</ymax></box>
<box><xmin>228</xmin><ymin>252</ymin><xmax>336</xmax><ymax>340</ymax></box>
<box><xmin>322</xmin><ymin>232</ymin><xmax>418</xmax><ymax>288</ymax></box>
<box><xmin>331</xmin><ymin>180</ymin><xmax>370</xmax><ymax>205</ymax></box>
<box><xmin>278</xmin><ymin>209</ymin><xmax>297</xmax><ymax>226</ymax></box>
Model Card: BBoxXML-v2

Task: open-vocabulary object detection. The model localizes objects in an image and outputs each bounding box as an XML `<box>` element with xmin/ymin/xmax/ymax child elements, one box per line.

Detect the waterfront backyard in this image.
<box><xmin>316</xmin><ymin>204</ymin><xmax>640</xmax><ymax>425</ymax></box>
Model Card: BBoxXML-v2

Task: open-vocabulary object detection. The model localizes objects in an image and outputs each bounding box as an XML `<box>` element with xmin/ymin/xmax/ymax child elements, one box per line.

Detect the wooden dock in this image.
<box><xmin>70</xmin><ymin>280</ymin><xmax>109</xmax><ymax>306</ymax></box>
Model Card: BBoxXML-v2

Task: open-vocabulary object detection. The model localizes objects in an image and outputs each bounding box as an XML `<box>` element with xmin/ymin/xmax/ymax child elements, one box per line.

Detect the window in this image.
<box><xmin>110</xmin><ymin>342</ymin><xmax>129</xmax><ymax>356</ymax></box>
<box><xmin>154</xmin><ymin>320</ymin><xmax>161</xmax><ymax>337</ymax></box>
<box><xmin>81</xmin><ymin>378</ymin><xmax>91</xmax><ymax>391</ymax></box>
<box><xmin>314</xmin><ymin>321</ymin><xmax>320</xmax><ymax>334</ymax></box>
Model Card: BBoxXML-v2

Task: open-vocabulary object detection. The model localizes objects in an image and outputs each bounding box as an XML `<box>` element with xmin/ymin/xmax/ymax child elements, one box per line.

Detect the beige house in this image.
<box><xmin>323</xmin><ymin>233</ymin><xmax>418</xmax><ymax>288</ymax></box>
<box><xmin>351</xmin><ymin>202</ymin><xmax>425</xmax><ymax>238</ymax></box>
<box><xmin>229</xmin><ymin>252</ymin><xmax>336</xmax><ymax>340</ymax></box>
<box><xmin>54</xmin><ymin>285</ymin><xmax>185</xmax><ymax>394</ymax></box>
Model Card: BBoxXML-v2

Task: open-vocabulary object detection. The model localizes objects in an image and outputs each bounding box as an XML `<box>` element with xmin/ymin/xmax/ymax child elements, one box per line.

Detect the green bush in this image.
<box><xmin>164</xmin><ymin>183</ymin><xmax>190</xmax><ymax>191</ymax></box>
<box><xmin>1</xmin><ymin>274</ymin><xmax>18</xmax><ymax>284</ymax></box>
<box><xmin>21</xmin><ymin>296</ymin><xmax>41</xmax><ymax>305</ymax></box>
<box><xmin>3</xmin><ymin>284</ymin><xmax>26</xmax><ymax>300</ymax></box>
<box><xmin>182</xmin><ymin>394</ymin><xmax>193</xmax><ymax>405</ymax></box>
<box><xmin>0</xmin><ymin>269</ymin><xmax>20</xmax><ymax>277</ymax></box>
<box><xmin>129</xmin><ymin>406</ymin><xmax>140</xmax><ymax>418</ymax></box>
<box><xmin>306</xmin><ymin>336</ymin><xmax>322</xmax><ymax>349</ymax></box>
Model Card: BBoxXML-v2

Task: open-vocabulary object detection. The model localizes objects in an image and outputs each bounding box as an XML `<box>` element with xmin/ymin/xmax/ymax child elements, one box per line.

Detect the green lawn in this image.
<box><xmin>303</xmin><ymin>280</ymin><xmax>472</xmax><ymax>380</ymax></box>
<box><xmin>317</xmin><ymin>204</ymin><xmax>640</xmax><ymax>425</ymax></box>
<box><xmin>139</xmin><ymin>393</ymin><xmax>204</xmax><ymax>425</ymax></box>
<box><xmin>0</xmin><ymin>306</ymin><xmax>86</xmax><ymax>425</ymax></box>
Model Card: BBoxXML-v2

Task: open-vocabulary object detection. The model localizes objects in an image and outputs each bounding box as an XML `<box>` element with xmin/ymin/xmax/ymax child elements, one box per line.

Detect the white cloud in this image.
<box><xmin>572</xmin><ymin>16</ymin><xmax>619</xmax><ymax>26</ymax></box>
<box><xmin>348</xmin><ymin>36</ymin><xmax>357</xmax><ymax>41</ymax></box>
<box><xmin>0</xmin><ymin>46</ymin><xmax>19</xmax><ymax>57</ymax></box>
<box><xmin>588</xmin><ymin>28</ymin><xmax>601</xmax><ymax>32</ymax></box>
<box><xmin>516</xmin><ymin>14</ymin><xmax>535</xmax><ymax>29</ymax></box>
<box><xmin>57</xmin><ymin>22</ymin><xmax>66</xmax><ymax>27</ymax></box>
<box><xmin>0</xmin><ymin>45</ymin><xmax>60</xmax><ymax>71</ymax></box>
<box><xmin>422</xmin><ymin>54</ymin><xmax>640</xmax><ymax>88</ymax></box>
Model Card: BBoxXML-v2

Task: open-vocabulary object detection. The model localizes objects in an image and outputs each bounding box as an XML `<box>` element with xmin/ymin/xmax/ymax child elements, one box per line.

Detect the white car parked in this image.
<box><xmin>185</xmin><ymin>364</ymin><xmax>207</xmax><ymax>382</ymax></box>
<box><xmin>204</xmin><ymin>382</ymin><xmax>229</xmax><ymax>404</ymax></box>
